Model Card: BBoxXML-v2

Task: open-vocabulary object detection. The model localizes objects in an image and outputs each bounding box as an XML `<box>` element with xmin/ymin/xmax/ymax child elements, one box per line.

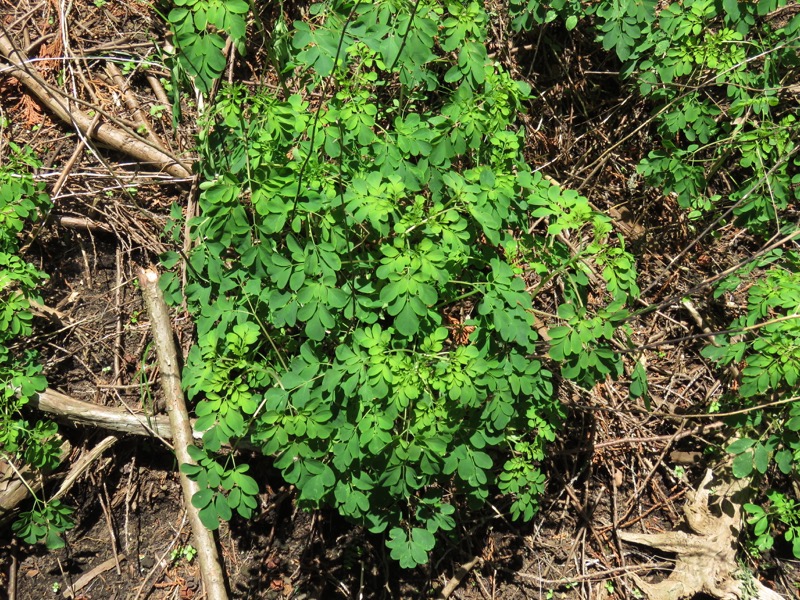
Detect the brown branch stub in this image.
<box><xmin>138</xmin><ymin>267</ymin><xmax>230</xmax><ymax>600</ymax></box>
<box><xmin>436</xmin><ymin>555</ymin><xmax>482</xmax><ymax>599</ymax></box>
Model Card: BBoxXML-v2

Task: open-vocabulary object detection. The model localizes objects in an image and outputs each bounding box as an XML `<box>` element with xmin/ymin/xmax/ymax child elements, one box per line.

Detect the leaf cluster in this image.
<box><xmin>512</xmin><ymin>0</ymin><xmax>800</xmax><ymax>228</ymax></box>
<box><xmin>164</xmin><ymin>0</ymin><xmax>641</xmax><ymax>567</ymax></box>
<box><xmin>702</xmin><ymin>259</ymin><xmax>800</xmax><ymax>557</ymax></box>
<box><xmin>0</xmin><ymin>143</ymin><xmax>53</xmax><ymax>462</ymax></box>
<box><xmin>167</xmin><ymin>0</ymin><xmax>249</xmax><ymax>94</ymax></box>
<box><xmin>509</xmin><ymin>0</ymin><xmax>800</xmax><ymax>559</ymax></box>
<box><xmin>0</xmin><ymin>141</ymin><xmax>68</xmax><ymax>546</ymax></box>
<box><xmin>744</xmin><ymin>491</ymin><xmax>800</xmax><ymax>558</ymax></box>
<box><xmin>11</xmin><ymin>499</ymin><xmax>74</xmax><ymax>550</ymax></box>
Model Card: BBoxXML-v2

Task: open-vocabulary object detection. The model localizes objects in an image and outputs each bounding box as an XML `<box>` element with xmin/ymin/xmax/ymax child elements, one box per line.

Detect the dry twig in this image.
<box><xmin>0</xmin><ymin>27</ymin><xmax>191</xmax><ymax>178</ymax></box>
<box><xmin>62</xmin><ymin>555</ymin><xmax>126</xmax><ymax>599</ymax></box>
<box><xmin>436</xmin><ymin>555</ymin><xmax>482</xmax><ymax>599</ymax></box>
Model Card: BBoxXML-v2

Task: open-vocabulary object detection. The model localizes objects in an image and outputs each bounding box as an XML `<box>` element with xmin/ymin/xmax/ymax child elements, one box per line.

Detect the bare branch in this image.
<box><xmin>138</xmin><ymin>267</ymin><xmax>229</xmax><ymax>600</ymax></box>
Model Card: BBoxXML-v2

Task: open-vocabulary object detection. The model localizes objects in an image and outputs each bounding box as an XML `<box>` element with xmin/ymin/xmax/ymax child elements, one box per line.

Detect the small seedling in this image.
<box><xmin>170</xmin><ymin>544</ymin><xmax>197</xmax><ymax>564</ymax></box>
<box><xmin>149</xmin><ymin>105</ymin><xmax>168</xmax><ymax>119</ymax></box>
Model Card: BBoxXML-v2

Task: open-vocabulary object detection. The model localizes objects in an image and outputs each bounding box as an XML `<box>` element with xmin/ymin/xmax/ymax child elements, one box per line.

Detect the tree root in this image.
<box><xmin>618</xmin><ymin>469</ymin><xmax>784</xmax><ymax>600</ymax></box>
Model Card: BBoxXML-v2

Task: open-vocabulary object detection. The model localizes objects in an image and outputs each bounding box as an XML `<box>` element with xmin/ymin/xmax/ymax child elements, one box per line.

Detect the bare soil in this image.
<box><xmin>1</xmin><ymin>0</ymin><xmax>799</xmax><ymax>598</ymax></box>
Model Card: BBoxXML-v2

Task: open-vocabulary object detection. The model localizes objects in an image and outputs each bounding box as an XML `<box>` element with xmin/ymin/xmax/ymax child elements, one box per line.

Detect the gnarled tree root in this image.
<box><xmin>618</xmin><ymin>469</ymin><xmax>784</xmax><ymax>600</ymax></box>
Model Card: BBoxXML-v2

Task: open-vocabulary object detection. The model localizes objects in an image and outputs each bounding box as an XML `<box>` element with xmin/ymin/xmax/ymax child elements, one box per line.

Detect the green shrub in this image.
<box><xmin>0</xmin><ymin>141</ymin><xmax>70</xmax><ymax>548</ymax></box>
<box><xmin>163</xmin><ymin>0</ymin><xmax>639</xmax><ymax>566</ymax></box>
<box><xmin>510</xmin><ymin>0</ymin><xmax>800</xmax><ymax>559</ymax></box>
<box><xmin>512</xmin><ymin>0</ymin><xmax>800</xmax><ymax>226</ymax></box>
<box><xmin>701</xmin><ymin>258</ymin><xmax>800</xmax><ymax>558</ymax></box>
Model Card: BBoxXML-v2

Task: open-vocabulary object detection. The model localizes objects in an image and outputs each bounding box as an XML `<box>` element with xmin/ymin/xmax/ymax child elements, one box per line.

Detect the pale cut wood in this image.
<box><xmin>29</xmin><ymin>388</ymin><xmax>256</xmax><ymax>450</ymax></box>
<box><xmin>139</xmin><ymin>267</ymin><xmax>229</xmax><ymax>600</ymax></box>
<box><xmin>30</xmin><ymin>388</ymin><xmax>177</xmax><ymax>440</ymax></box>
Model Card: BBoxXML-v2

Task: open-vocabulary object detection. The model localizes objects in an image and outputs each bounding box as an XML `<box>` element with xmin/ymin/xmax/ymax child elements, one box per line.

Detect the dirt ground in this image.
<box><xmin>1</xmin><ymin>0</ymin><xmax>799</xmax><ymax>598</ymax></box>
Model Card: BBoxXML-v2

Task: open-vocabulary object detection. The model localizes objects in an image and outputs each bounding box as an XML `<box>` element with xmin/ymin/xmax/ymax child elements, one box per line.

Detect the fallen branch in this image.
<box><xmin>0</xmin><ymin>436</ymin><xmax>117</xmax><ymax>528</ymax></box>
<box><xmin>508</xmin><ymin>562</ymin><xmax>673</xmax><ymax>586</ymax></box>
<box><xmin>0</xmin><ymin>441</ymin><xmax>71</xmax><ymax>528</ymax></box>
<box><xmin>30</xmin><ymin>387</ymin><xmax>178</xmax><ymax>441</ymax></box>
<box><xmin>139</xmin><ymin>267</ymin><xmax>229</xmax><ymax>600</ymax></box>
<box><xmin>436</xmin><ymin>555</ymin><xmax>482</xmax><ymax>599</ymax></box>
<box><xmin>0</xmin><ymin>29</ymin><xmax>191</xmax><ymax>179</ymax></box>
<box><xmin>28</xmin><ymin>388</ymin><xmax>258</xmax><ymax>451</ymax></box>
<box><xmin>54</xmin><ymin>215</ymin><xmax>114</xmax><ymax>234</ymax></box>
<box><xmin>105</xmin><ymin>62</ymin><xmax>166</xmax><ymax>152</ymax></box>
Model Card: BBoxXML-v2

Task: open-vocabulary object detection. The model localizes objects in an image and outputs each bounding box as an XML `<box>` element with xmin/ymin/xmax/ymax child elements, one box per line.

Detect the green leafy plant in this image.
<box><xmin>153</xmin><ymin>0</ymin><xmax>800</xmax><ymax>573</ymax></box>
<box><xmin>631</xmin><ymin>0</ymin><xmax>799</xmax><ymax>229</ymax></box>
<box><xmin>702</xmin><ymin>259</ymin><xmax>800</xmax><ymax>557</ymax></box>
<box><xmin>548</xmin><ymin>300</ymin><xmax>628</xmax><ymax>387</ymax></box>
<box><xmin>509</xmin><ymin>0</ymin><xmax>589</xmax><ymax>31</ymax></box>
<box><xmin>510</xmin><ymin>0</ymin><xmax>800</xmax><ymax>560</ymax></box>
<box><xmin>170</xmin><ymin>543</ymin><xmax>198</xmax><ymax>563</ymax></box>
<box><xmin>0</xmin><ymin>143</ymin><xmax>52</xmax><ymax>458</ymax></box>
<box><xmin>744</xmin><ymin>492</ymin><xmax>800</xmax><ymax>558</ymax></box>
<box><xmin>0</xmin><ymin>141</ymin><xmax>70</xmax><ymax>548</ymax></box>
<box><xmin>160</xmin><ymin>0</ymin><xmax>643</xmax><ymax>568</ymax></box>
<box><xmin>511</xmin><ymin>0</ymin><xmax>800</xmax><ymax>228</ymax></box>
<box><xmin>179</xmin><ymin>445</ymin><xmax>260</xmax><ymax>530</ymax></box>
<box><xmin>167</xmin><ymin>0</ymin><xmax>249</xmax><ymax>94</ymax></box>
